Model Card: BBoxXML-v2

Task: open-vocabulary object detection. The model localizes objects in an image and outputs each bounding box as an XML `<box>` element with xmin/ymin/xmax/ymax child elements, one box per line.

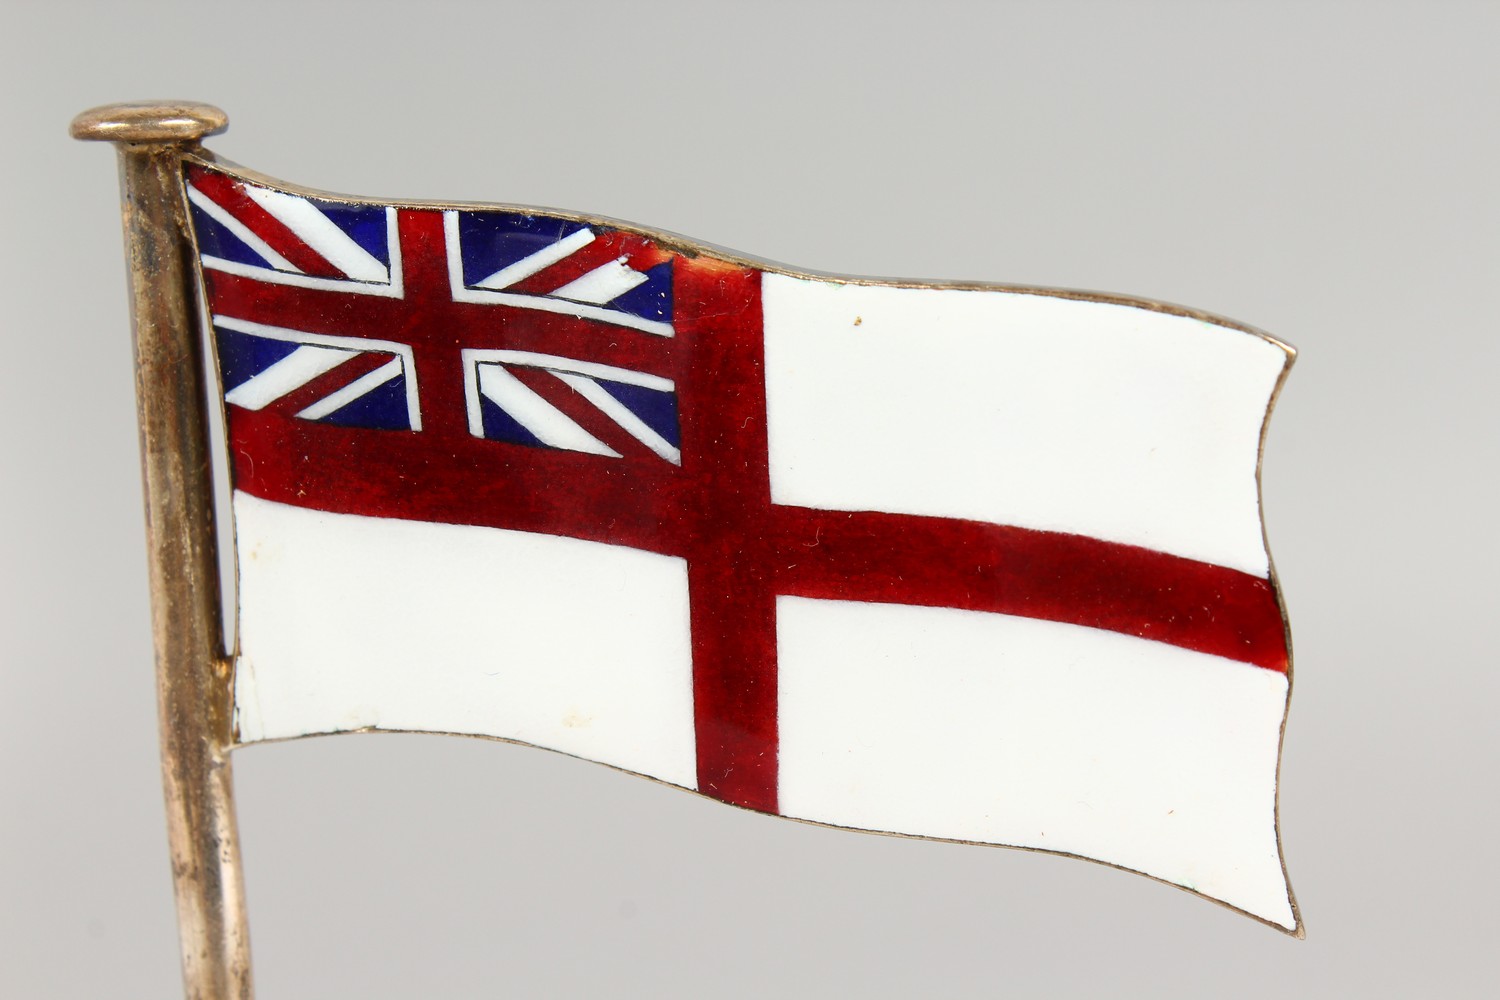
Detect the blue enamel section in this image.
<box><xmin>478</xmin><ymin>390</ymin><xmax>549</xmax><ymax>450</ymax></box>
<box><xmin>457</xmin><ymin>212</ymin><xmax>592</xmax><ymax>288</ymax></box>
<box><xmin>316</xmin><ymin>371</ymin><xmax>411</xmax><ymax>431</ymax></box>
<box><xmin>190</xmin><ymin>203</ymin><xmax>277</xmax><ymax>271</ymax></box>
<box><xmin>310</xmin><ymin>200</ymin><xmax>391</xmax><ymax>267</ymax></box>
<box><xmin>607</xmin><ymin>260</ymin><xmax>673</xmax><ymax>324</ymax></box>
<box><xmin>597</xmin><ymin>378</ymin><xmax>680</xmax><ymax>448</ymax></box>
<box><xmin>214</xmin><ymin>326</ymin><xmax>301</xmax><ymax>391</ymax></box>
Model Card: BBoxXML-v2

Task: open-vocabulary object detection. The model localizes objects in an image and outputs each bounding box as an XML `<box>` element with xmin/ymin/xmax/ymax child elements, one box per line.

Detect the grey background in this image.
<box><xmin>3</xmin><ymin>0</ymin><xmax>1495</xmax><ymax>996</ymax></box>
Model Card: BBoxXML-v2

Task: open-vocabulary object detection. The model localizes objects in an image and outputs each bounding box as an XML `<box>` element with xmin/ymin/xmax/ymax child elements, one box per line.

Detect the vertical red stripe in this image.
<box><xmin>686</xmin><ymin>553</ymin><xmax>779</xmax><ymax>809</ymax></box>
<box><xmin>673</xmin><ymin>263</ymin><xmax>780</xmax><ymax>812</ymax></box>
<box><xmin>394</xmin><ymin>210</ymin><xmax>471</xmax><ymax>444</ymax></box>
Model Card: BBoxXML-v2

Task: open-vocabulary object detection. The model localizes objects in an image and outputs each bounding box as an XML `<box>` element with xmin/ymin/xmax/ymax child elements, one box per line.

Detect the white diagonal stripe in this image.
<box><xmin>476</xmin><ymin>364</ymin><xmax>619</xmax><ymax>457</ymax></box>
<box><xmin>199</xmin><ymin>254</ymin><xmax>404</xmax><ymax>298</ymax></box>
<box><xmin>224</xmin><ymin>345</ymin><xmax>355</xmax><ymax>411</ymax></box>
<box><xmin>548</xmin><ymin>258</ymin><xmax>649</xmax><ymax>304</ymax></box>
<box><xmin>554</xmin><ymin>372</ymin><xmax>681</xmax><ymax>465</ymax></box>
<box><xmin>445</xmin><ymin>210</ymin><xmax>468</xmax><ymax>302</ymax></box>
<box><xmin>470</xmin><ymin>226</ymin><xmax>596</xmax><ymax>290</ymax></box>
<box><xmin>466</xmin><ymin>350</ymin><xmax>674</xmax><ymax>392</ymax></box>
<box><xmin>214</xmin><ymin>315</ymin><xmax>420</xmax><ymax>429</ymax></box>
<box><xmin>456</xmin><ymin>287</ymin><xmax>674</xmax><ymax>336</ymax></box>
<box><xmin>245</xmin><ymin>187</ymin><xmax>390</xmax><ymax>283</ymax></box>
<box><xmin>443</xmin><ymin>212</ymin><xmax>672</xmax><ymax>337</ymax></box>
<box><xmin>296</xmin><ymin>357</ymin><xmax>406</xmax><ymax>423</ymax></box>
<box><xmin>187</xmin><ymin>184</ymin><xmax>301</xmax><ymax>272</ymax></box>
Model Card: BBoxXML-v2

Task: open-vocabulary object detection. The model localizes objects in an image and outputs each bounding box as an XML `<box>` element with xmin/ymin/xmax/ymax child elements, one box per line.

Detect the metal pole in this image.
<box><xmin>72</xmin><ymin>102</ymin><xmax>252</xmax><ymax>1000</ymax></box>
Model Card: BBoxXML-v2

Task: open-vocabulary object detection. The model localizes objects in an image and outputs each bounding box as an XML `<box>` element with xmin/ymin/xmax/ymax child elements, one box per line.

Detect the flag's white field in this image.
<box><xmin>232</xmin><ymin>492</ymin><xmax>699</xmax><ymax>790</ymax></box>
<box><xmin>777</xmin><ymin>597</ymin><xmax>1293</xmax><ymax>928</ymax></box>
<box><xmin>231</xmin><ymin>274</ymin><xmax>1294</xmax><ymax>928</ymax></box>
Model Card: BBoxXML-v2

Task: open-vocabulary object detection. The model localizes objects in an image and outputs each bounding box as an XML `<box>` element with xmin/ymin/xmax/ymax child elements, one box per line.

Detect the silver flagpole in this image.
<box><xmin>72</xmin><ymin>101</ymin><xmax>253</xmax><ymax>1000</ymax></box>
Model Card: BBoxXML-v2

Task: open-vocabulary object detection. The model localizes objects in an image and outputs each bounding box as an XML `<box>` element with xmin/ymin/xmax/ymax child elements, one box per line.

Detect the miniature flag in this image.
<box><xmin>184</xmin><ymin>158</ymin><xmax>1297</xmax><ymax>931</ymax></box>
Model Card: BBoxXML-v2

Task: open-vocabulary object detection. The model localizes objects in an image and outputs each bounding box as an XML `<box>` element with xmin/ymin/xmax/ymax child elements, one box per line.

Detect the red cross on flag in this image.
<box><xmin>184</xmin><ymin>157</ymin><xmax>1298</xmax><ymax>932</ymax></box>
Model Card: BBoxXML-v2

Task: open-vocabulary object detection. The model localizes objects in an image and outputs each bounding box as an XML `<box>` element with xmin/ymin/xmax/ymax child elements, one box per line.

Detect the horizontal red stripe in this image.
<box><xmin>203</xmin><ymin>269</ymin><xmax>678</xmax><ymax>378</ymax></box>
<box><xmin>227</xmin><ymin>407</ymin><xmax>693</xmax><ymax>556</ymax></box>
<box><xmin>228</xmin><ymin>404</ymin><xmax>1285</xmax><ymax>674</ymax></box>
<box><xmin>768</xmin><ymin>508</ymin><xmax>1287</xmax><ymax>672</ymax></box>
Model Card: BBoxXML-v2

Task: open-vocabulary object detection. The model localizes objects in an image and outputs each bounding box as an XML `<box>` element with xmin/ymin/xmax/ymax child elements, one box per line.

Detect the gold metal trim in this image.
<box><xmin>71</xmin><ymin>100</ymin><xmax>227</xmax><ymax>145</ymax></box>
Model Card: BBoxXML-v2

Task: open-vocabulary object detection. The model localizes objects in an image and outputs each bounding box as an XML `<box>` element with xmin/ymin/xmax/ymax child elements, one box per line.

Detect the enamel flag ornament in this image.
<box><xmin>75</xmin><ymin>100</ymin><xmax>1300</xmax><ymax>998</ymax></box>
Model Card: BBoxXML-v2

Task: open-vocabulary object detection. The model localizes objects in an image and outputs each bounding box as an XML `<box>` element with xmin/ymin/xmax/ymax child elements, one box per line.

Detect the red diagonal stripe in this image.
<box><xmin>508</xmin><ymin>231</ymin><xmax>673</xmax><ymax>296</ymax></box>
<box><xmin>190</xmin><ymin>171</ymin><xmax>346</xmax><ymax>279</ymax></box>
<box><xmin>203</xmin><ymin>270</ymin><xmax>677</xmax><ymax>377</ymax></box>
<box><xmin>262</xmin><ymin>350</ymin><xmax>399</xmax><ymax>420</ymax></box>
<box><xmin>503</xmin><ymin>365</ymin><xmax>659</xmax><ymax>462</ymax></box>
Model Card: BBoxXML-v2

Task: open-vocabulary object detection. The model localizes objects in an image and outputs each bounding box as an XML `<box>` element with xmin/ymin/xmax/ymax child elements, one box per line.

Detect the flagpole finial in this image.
<box><xmin>70</xmin><ymin>101</ymin><xmax>227</xmax><ymax>144</ymax></box>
